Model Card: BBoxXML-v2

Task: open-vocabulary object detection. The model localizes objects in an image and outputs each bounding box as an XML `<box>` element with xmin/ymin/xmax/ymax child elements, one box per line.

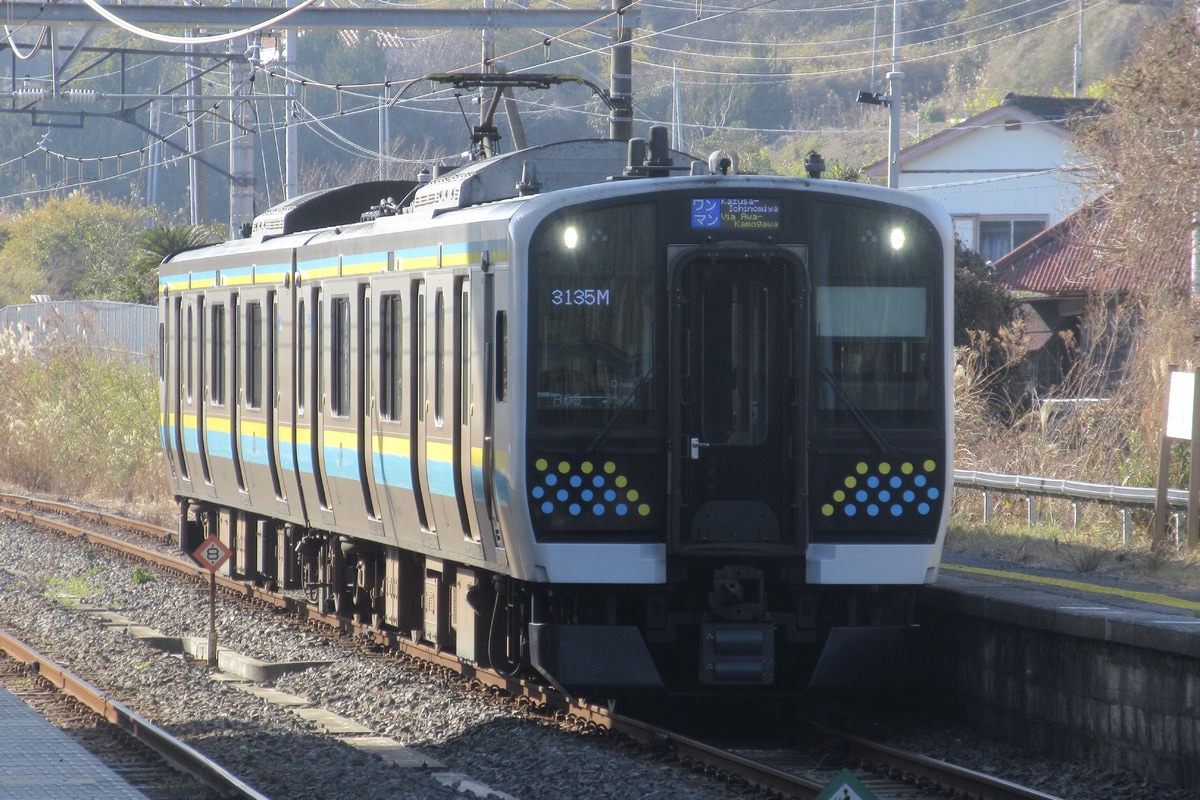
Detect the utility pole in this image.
<box><xmin>284</xmin><ymin>19</ymin><xmax>298</xmax><ymax>199</ymax></box>
<box><xmin>609</xmin><ymin>0</ymin><xmax>633</xmax><ymax>142</ymax></box>
<box><xmin>1073</xmin><ymin>0</ymin><xmax>1085</xmax><ymax>97</ymax></box>
<box><xmin>229</xmin><ymin>20</ymin><xmax>256</xmax><ymax>236</ymax></box>
<box><xmin>887</xmin><ymin>0</ymin><xmax>903</xmax><ymax>189</ymax></box>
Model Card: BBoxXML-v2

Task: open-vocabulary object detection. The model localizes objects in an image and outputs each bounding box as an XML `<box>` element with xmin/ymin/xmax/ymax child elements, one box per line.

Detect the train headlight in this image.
<box><xmin>563</xmin><ymin>226</ymin><xmax>579</xmax><ymax>250</ymax></box>
<box><xmin>889</xmin><ymin>226</ymin><xmax>906</xmax><ymax>251</ymax></box>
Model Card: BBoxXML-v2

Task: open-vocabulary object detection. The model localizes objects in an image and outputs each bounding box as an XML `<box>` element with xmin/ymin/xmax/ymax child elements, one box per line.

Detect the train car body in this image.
<box><xmin>158</xmin><ymin>135</ymin><xmax>953</xmax><ymax>696</ymax></box>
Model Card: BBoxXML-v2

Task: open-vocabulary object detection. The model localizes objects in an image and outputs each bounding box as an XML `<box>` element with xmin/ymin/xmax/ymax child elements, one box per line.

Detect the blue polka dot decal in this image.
<box><xmin>819</xmin><ymin>459</ymin><xmax>940</xmax><ymax>520</ymax></box>
<box><xmin>530</xmin><ymin>458</ymin><xmax>652</xmax><ymax>519</ymax></box>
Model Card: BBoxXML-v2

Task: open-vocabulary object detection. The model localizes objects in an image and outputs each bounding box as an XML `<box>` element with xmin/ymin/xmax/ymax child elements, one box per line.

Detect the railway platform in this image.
<box><xmin>0</xmin><ymin>685</ymin><xmax>149</xmax><ymax>800</ymax></box>
<box><xmin>918</xmin><ymin>554</ymin><xmax>1200</xmax><ymax>792</ymax></box>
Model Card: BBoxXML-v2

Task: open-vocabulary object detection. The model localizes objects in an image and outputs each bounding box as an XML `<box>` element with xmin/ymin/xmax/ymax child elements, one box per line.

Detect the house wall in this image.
<box><xmin>892</xmin><ymin>114</ymin><xmax>1096</xmax><ymax>255</ymax></box>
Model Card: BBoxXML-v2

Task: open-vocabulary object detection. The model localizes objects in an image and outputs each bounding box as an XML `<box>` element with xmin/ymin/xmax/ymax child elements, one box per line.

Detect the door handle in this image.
<box><xmin>690</xmin><ymin>436</ymin><xmax>710</xmax><ymax>460</ymax></box>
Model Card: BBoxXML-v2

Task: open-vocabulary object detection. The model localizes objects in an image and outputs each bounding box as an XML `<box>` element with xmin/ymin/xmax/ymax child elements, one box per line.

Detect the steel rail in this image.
<box><xmin>1</xmin><ymin>493</ymin><xmax>1067</xmax><ymax>800</ymax></box>
<box><xmin>812</xmin><ymin>723</ymin><xmax>1064</xmax><ymax>800</ymax></box>
<box><xmin>608</xmin><ymin>713</ymin><xmax>826</xmax><ymax>799</ymax></box>
<box><xmin>0</xmin><ymin>627</ymin><xmax>271</xmax><ymax>800</ymax></box>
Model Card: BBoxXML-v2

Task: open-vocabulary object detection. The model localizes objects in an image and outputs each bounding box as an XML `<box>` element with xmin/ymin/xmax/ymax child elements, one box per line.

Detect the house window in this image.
<box><xmin>979</xmin><ymin>219</ymin><xmax>1045</xmax><ymax>263</ymax></box>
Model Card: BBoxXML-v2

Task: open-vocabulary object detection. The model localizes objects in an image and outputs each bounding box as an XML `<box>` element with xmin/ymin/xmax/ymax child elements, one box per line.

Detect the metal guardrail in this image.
<box><xmin>953</xmin><ymin>469</ymin><xmax>1187</xmax><ymax>511</ymax></box>
<box><xmin>952</xmin><ymin>469</ymin><xmax>1187</xmax><ymax>541</ymax></box>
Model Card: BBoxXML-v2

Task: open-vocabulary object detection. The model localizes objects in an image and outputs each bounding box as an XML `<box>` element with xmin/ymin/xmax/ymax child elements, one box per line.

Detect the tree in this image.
<box><xmin>131</xmin><ymin>224</ymin><xmax>220</xmax><ymax>304</ymax></box>
<box><xmin>1075</xmin><ymin>8</ymin><xmax>1200</xmax><ymax>301</ymax></box>
<box><xmin>954</xmin><ymin>238</ymin><xmax>1015</xmax><ymax>346</ymax></box>
<box><xmin>0</xmin><ymin>192</ymin><xmax>144</xmax><ymax>305</ymax></box>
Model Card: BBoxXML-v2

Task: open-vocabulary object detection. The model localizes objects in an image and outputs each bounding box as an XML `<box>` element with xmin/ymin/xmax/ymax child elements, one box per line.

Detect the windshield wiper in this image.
<box><xmin>819</xmin><ymin>367</ymin><xmax>895</xmax><ymax>456</ymax></box>
<box><xmin>586</xmin><ymin>367</ymin><xmax>654</xmax><ymax>454</ymax></box>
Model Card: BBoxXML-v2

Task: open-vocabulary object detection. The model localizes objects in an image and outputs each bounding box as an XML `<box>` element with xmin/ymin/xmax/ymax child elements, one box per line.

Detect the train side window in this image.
<box><xmin>297</xmin><ymin>300</ymin><xmax>306</xmax><ymax>415</ymax></box>
<box><xmin>186</xmin><ymin>305</ymin><xmax>194</xmax><ymax>403</ymax></box>
<box><xmin>246</xmin><ymin>301</ymin><xmax>263</xmax><ymax>409</ymax></box>
<box><xmin>434</xmin><ymin>289</ymin><xmax>445</xmax><ymax>425</ymax></box>
<box><xmin>495</xmin><ymin>311</ymin><xmax>507</xmax><ymax>402</ymax></box>
<box><xmin>415</xmin><ymin>287</ymin><xmax>425</xmax><ymax>423</ymax></box>
<box><xmin>211</xmin><ymin>304</ymin><xmax>226</xmax><ymax>406</ymax></box>
<box><xmin>459</xmin><ymin>284</ymin><xmax>470</xmax><ymax>422</ymax></box>
<box><xmin>380</xmin><ymin>293</ymin><xmax>402</xmax><ymax>421</ymax></box>
<box><xmin>331</xmin><ymin>295</ymin><xmax>351</xmax><ymax>417</ymax></box>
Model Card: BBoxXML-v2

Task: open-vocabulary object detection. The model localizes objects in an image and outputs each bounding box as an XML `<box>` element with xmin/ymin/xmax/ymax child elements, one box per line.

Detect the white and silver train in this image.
<box><xmin>158</xmin><ymin>128</ymin><xmax>953</xmax><ymax>696</ymax></box>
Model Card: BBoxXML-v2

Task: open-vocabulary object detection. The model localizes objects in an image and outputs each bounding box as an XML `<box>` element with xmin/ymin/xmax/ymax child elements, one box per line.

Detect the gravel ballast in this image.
<box><xmin>0</xmin><ymin>516</ymin><xmax>1193</xmax><ymax>800</ymax></box>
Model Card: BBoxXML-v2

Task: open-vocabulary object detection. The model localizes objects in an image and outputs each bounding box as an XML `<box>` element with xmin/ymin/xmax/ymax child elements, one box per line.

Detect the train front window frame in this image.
<box><xmin>528</xmin><ymin>201</ymin><xmax>658</xmax><ymax>431</ymax></box>
<box><xmin>811</xmin><ymin>201</ymin><xmax>942</xmax><ymax>427</ymax></box>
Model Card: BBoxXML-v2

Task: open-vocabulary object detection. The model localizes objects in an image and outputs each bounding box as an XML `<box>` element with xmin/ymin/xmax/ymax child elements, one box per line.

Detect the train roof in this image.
<box><xmin>162</xmin><ymin>133</ymin><xmax>953</xmax><ymax>275</ymax></box>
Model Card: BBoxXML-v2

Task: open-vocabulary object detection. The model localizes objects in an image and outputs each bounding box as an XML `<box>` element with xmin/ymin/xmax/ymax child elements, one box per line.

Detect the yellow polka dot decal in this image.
<box><xmin>819</xmin><ymin>458</ymin><xmax>940</xmax><ymax>519</ymax></box>
<box><xmin>531</xmin><ymin>457</ymin><xmax>650</xmax><ymax>519</ymax></box>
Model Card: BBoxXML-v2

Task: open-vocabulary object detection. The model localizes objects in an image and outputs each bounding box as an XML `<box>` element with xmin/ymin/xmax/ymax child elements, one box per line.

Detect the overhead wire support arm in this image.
<box><xmin>425</xmin><ymin>72</ymin><xmax>620</xmax><ymax>159</ymax></box>
<box><xmin>423</xmin><ymin>72</ymin><xmax>620</xmax><ymax>111</ymax></box>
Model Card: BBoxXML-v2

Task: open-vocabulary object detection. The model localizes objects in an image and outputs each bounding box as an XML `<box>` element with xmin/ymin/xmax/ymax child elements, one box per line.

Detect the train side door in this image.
<box><xmin>412</xmin><ymin>279</ymin><xmax>439</xmax><ymax>546</ymax></box>
<box><xmin>203</xmin><ymin>290</ymin><xmax>242</xmax><ymax>500</ymax></box>
<box><xmin>296</xmin><ymin>284</ymin><xmax>336</xmax><ymax>529</ymax></box>
<box><xmin>669</xmin><ymin>247</ymin><xmax>807</xmax><ymax>552</ymax></box>
<box><xmin>178</xmin><ymin>292</ymin><xmax>216</xmax><ymax>496</ymax></box>
<box><xmin>275</xmin><ymin>262</ymin><xmax>306</xmax><ymax>521</ymax></box>
<box><xmin>161</xmin><ymin>294</ymin><xmax>189</xmax><ymax>491</ymax></box>
<box><xmin>237</xmin><ymin>286</ymin><xmax>289</xmax><ymax>515</ymax></box>
<box><xmin>369</xmin><ymin>275</ymin><xmax>425</xmax><ymax>547</ymax></box>
<box><xmin>319</xmin><ymin>281</ymin><xmax>382</xmax><ymax>537</ymax></box>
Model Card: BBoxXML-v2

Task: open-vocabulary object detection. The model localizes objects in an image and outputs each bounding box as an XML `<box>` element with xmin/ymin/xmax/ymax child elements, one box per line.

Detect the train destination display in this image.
<box><xmin>690</xmin><ymin>197</ymin><xmax>781</xmax><ymax>230</ymax></box>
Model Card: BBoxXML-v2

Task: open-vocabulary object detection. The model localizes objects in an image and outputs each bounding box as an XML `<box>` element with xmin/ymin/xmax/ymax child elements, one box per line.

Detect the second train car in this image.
<box><xmin>159</xmin><ymin>129</ymin><xmax>953</xmax><ymax>696</ymax></box>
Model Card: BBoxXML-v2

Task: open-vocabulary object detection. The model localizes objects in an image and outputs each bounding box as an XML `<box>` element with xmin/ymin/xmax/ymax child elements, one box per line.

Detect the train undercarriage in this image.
<box><xmin>180</xmin><ymin>500</ymin><xmax>922</xmax><ymax>696</ymax></box>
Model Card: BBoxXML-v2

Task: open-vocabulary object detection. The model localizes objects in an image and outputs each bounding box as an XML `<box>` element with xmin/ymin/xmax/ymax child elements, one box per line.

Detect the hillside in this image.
<box><xmin>0</xmin><ymin>0</ymin><xmax>1177</xmax><ymax>221</ymax></box>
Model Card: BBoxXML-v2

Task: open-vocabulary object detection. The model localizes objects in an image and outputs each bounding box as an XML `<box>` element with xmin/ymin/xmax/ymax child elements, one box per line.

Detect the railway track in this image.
<box><xmin>0</xmin><ymin>492</ymin><xmax>1065</xmax><ymax>800</ymax></box>
<box><xmin>0</xmin><ymin>625</ymin><xmax>266</xmax><ymax>799</ymax></box>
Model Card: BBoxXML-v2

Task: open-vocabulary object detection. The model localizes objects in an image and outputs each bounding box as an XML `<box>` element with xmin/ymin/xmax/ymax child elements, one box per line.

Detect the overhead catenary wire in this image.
<box><xmin>0</xmin><ymin>0</ymin><xmax>1122</xmax><ymax>205</ymax></box>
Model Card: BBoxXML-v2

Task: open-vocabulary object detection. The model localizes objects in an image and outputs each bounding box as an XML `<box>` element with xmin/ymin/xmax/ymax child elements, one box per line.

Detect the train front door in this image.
<box><xmin>669</xmin><ymin>247</ymin><xmax>807</xmax><ymax>552</ymax></box>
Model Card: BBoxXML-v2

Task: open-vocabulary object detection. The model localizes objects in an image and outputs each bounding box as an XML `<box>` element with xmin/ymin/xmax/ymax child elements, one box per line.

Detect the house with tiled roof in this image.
<box><xmin>865</xmin><ymin>93</ymin><xmax>1109</xmax><ymax>263</ymax></box>
<box><xmin>990</xmin><ymin>199</ymin><xmax>1191</xmax><ymax>396</ymax></box>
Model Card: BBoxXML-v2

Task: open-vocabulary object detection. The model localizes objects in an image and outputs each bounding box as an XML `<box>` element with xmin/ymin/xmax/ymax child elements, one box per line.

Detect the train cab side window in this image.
<box><xmin>495</xmin><ymin>311</ymin><xmax>508</xmax><ymax>402</ymax></box>
<box><xmin>380</xmin><ymin>293</ymin><xmax>402</xmax><ymax>421</ymax></box>
<box><xmin>211</xmin><ymin>304</ymin><xmax>226</xmax><ymax>406</ymax></box>
<box><xmin>246</xmin><ymin>301</ymin><xmax>263</xmax><ymax>409</ymax></box>
<box><xmin>331</xmin><ymin>295</ymin><xmax>351</xmax><ymax>417</ymax></box>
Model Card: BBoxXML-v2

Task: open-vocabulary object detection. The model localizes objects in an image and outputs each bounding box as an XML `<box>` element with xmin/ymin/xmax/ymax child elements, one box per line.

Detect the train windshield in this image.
<box><xmin>811</xmin><ymin>201</ymin><xmax>943</xmax><ymax>426</ymax></box>
<box><xmin>529</xmin><ymin>202</ymin><xmax>657</xmax><ymax>430</ymax></box>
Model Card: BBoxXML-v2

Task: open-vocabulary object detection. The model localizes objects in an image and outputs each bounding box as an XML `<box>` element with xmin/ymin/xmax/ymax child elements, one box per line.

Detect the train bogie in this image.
<box><xmin>159</xmin><ymin>132</ymin><xmax>953</xmax><ymax>696</ymax></box>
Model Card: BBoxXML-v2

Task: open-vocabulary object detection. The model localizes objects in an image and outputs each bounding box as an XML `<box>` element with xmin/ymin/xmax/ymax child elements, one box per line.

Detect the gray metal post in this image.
<box><xmin>609</xmin><ymin>0</ymin><xmax>632</xmax><ymax>142</ymax></box>
<box><xmin>886</xmin><ymin>0</ymin><xmax>902</xmax><ymax>188</ymax></box>
<box><xmin>285</xmin><ymin>26</ymin><xmax>298</xmax><ymax>200</ymax></box>
<box><xmin>229</xmin><ymin>29</ymin><xmax>255</xmax><ymax>236</ymax></box>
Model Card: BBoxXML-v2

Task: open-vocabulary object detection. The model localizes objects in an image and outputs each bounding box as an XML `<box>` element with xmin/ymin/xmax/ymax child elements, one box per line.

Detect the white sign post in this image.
<box><xmin>1157</xmin><ymin>368</ymin><xmax>1200</xmax><ymax>549</ymax></box>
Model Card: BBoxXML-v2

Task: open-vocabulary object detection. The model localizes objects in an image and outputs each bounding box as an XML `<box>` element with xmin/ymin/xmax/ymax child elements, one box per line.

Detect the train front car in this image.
<box><xmin>509</xmin><ymin>159</ymin><xmax>953</xmax><ymax>696</ymax></box>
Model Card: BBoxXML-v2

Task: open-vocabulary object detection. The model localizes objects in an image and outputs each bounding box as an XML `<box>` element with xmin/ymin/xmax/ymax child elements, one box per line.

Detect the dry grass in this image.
<box><xmin>0</xmin><ymin>323</ymin><xmax>174</xmax><ymax>523</ymax></box>
<box><xmin>950</xmin><ymin>295</ymin><xmax>1200</xmax><ymax>592</ymax></box>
